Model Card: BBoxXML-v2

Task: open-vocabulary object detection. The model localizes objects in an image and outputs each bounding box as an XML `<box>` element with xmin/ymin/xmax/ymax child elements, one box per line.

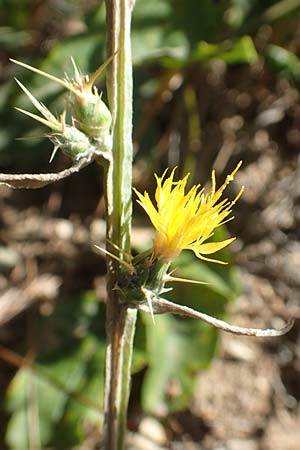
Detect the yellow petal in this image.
<box><xmin>196</xmin><ymin>237</ymin><xmax>236</xmax><ymax>255</ymax></box>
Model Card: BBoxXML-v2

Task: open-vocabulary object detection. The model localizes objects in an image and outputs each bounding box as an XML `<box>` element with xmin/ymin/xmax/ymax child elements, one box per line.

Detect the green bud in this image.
<box><xmin>11</xmin><ymin>57</ymin><xmax>113</xmax><ymax>141</ymax></box>
<box><xmin>118</xmin><ymin>251</ymin><xmax>170</xmax><ymax>304</ymax></box>
<box><xmin>12</xmin><ymin>56</ymin><xmax>115</xmax><ymax>159</ymax></box>
<box><xmin>73</xmin><ymin>92</ymin><xmax>112</xmax><ymax>139</ymax></box>
<box><xmin>50</xmin><ymin>125</ymin><xmax>93</xmax><ymax>161</ymax></box>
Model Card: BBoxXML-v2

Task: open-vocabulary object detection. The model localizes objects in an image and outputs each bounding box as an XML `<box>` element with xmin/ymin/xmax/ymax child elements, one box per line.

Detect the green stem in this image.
<box><xmin>103</xmin><ymin>1</ymin><xmax>136</xmax><ymax>449</ymax></box>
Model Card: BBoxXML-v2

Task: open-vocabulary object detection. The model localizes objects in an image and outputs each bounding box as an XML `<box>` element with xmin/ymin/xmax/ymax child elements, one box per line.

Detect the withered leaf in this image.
<box><xmin>0</xmin><ymin>156</ymin><xmax>93</xmax><ymax>189</ymax></box>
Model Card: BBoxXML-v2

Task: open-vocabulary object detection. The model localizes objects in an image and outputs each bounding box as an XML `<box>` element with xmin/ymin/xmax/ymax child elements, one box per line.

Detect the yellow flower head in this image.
<box><xmin>134</xmin><ymin>163</ymin><xmax>243</xmax><ymax>264</ymax></box>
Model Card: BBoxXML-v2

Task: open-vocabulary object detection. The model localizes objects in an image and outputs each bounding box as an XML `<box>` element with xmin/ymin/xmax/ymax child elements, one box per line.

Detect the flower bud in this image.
<box><xmin>11</xmin><ymin>56</ymin><xmax>114</xmax><ymax>141</ymax></box>
<box><xmin>118</xmin><ymin>250</ymin><xmax>170</xmax><ymax>304</ymax></box>
<box><xmin>13</xmin><ymin>79</ymin><xmax>94</xmax><ymax>162</ymax></box>
<box><xmin>73</xmin><ymin>91</ymin><xmax>112</xmax><ymax>139</ymax></box>
<box><xmin>50</xmin><ymin>125</ymin><xmax>92</xmax><ymax>161</ymax></box>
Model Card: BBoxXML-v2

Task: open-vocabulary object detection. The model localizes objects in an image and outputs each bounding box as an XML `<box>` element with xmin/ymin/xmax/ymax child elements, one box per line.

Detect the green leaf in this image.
<box><xmin>5</xmin><ymin>408</ymin><xmax>28</xmax><ymax>450</ymax></box>
<box><xmin>5</xmin><ymin>293</ymin><xmax>106</xmax><ymax>448</ymax></box>
<box><xmin>5</xmin><ymin>338</ymin><xmax>105</xmax><ymax>448</ymax></box>
<box><xmin>225</xmin><ymin>0</ymin><xmax>255</xmax><ymax>28</ymax></box>
<box><xmin>6</xmin><ymin>367</ymin><xmax>67</xmax><ymax>447</ymax></box>
<box><xmin>265</xmin><ymin>44</ymin><xmax>300</xmax><ymax>84</ymax></box>
<box><xmin>52</xmin><ymin>343</ymin><xmax>105</xmax><ymax>448</ymax></box>
<box><xmin>132</xmin><ymin>27</ymin><xmax>189</xmax><ymax>64</ymax></box>
<box><xmin>192</xmin><ymin>36</ymin><xmax>257</xmax><ymax>65</ymax></box>
<box><xmin>217</xmin><ymin>36</ymin><xmax>258</xmax><ymax>64</ymax></box>
<box><xmin>141</xmin><ymin>313</ymin><xmax>218</xmax><ymax>414</ymax></box>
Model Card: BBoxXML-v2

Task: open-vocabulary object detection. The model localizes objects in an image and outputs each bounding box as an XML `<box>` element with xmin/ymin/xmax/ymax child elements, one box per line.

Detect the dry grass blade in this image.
<box><xmin>0</xmin><ymin>156</ymin><xmax>93</xmax><ymax>189</ymax></box>
<box><xmin>135</xmin><ymin>295</ymin><xmax>294</xmax><ymax>337</ymax></box>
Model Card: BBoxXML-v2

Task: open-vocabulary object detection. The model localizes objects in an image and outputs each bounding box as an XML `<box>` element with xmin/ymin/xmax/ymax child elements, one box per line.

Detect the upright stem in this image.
<box><xmin>103</xmin><ymin>1</ymin><xmax>136</xmax><ymax>449</ymax></box>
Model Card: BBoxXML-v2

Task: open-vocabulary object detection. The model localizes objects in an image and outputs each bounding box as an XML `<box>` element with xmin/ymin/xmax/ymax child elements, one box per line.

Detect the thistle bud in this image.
<box><xmin>72</xmin><ymin>90</ymin><xmax>112</xmax><ymax>140</ymax></box>
<box><xmin>50</xmin><ymin>124</ymin><xmax>92</xmax><ymax>161</ymax></box>
<box><xmin>117</xmin><ymin>250</ymin><xmax>170</xmax><ymax>305</ymax></box>
<box><xmin>11</xmin><ymin>55</ymin><xmax>115</xmax><ymax>142</ymax></box>
<box><xmin>14</xmin><ymin>79</ymin><xmax>93</xmax><ymax>162</ymax></box>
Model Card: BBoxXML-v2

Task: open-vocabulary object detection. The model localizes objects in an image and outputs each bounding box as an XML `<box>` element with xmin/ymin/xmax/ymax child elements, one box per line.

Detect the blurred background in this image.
<box><xmin>0</xmin><ymin>1</ymin><xmax>300</xmax><ymax>449</ymax></box>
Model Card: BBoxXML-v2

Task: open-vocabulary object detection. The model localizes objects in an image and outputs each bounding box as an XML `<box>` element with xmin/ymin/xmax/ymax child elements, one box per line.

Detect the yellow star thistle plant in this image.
<box><xmin>134</xmin><ymin>162</ymin><xmax>244</xmax><ymax>264</ymax></box>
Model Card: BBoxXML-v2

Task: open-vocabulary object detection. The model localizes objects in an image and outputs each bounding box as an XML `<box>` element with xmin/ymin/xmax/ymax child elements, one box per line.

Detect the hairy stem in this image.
<box><xmin>103</xmin><ymin>1</ymin><xmax>136</xmax><ymax>449</ymax></box>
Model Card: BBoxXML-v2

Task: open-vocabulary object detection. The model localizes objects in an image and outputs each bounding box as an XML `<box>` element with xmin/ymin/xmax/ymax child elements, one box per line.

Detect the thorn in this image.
<box><xmin>94</xmin><ymin>244</ymin><xmax>134</xmax><ymax>272</ymax></box>
<box><xmin>10</xmin><ymin>58</ymin><xmax>77</xmax><ymax>94</ymax></box>
<box><xmin>160</xmin><ymin>287</ymin><xmax>173</xmax><ymax>294</ymax></box>
<box><xmin>49</xmin><ymin>145</ymin><xmax>59</xmax><ymax>163</ymax></box>
<box><xmin>15</xmin><ymin>107</ymin><xmax>57</xmax><ymax>130</ymax></box>
<box><xmin>14</xmin><ymin>79</ymin><xmax>60</xmax><ymax>131</ymax></box>
<box><xmin>143</xmin><ymin>288</ymin><xmax>155</xmax><ymax>324</ymax></box>
<box><xmin>106</xmin><ymin>239</ymin><xmax>132</xmax><ymax>262</ymax></box>
<box><xmin>70</xmin><ymin>56</ymin><xmax>82</xmax><ymax>85</ymax></box>
<box><xmin>86</xmin><ymin>50</ymin><xmax>119</xmax><ymax>90</ymax></box>
<box><xmin>60</xmin><ymin>110</ymin><xmax>66</xmax><ymax>134</ymax></box>
<box><xmin>15</xmin><ymin>133</ymin><xmax>49</xmax><ymax>141</ymax></box>
<box><xmin>163</xmin><ymin>275</ymin><xmax>210</xmax><ymax>286</ymax></box>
